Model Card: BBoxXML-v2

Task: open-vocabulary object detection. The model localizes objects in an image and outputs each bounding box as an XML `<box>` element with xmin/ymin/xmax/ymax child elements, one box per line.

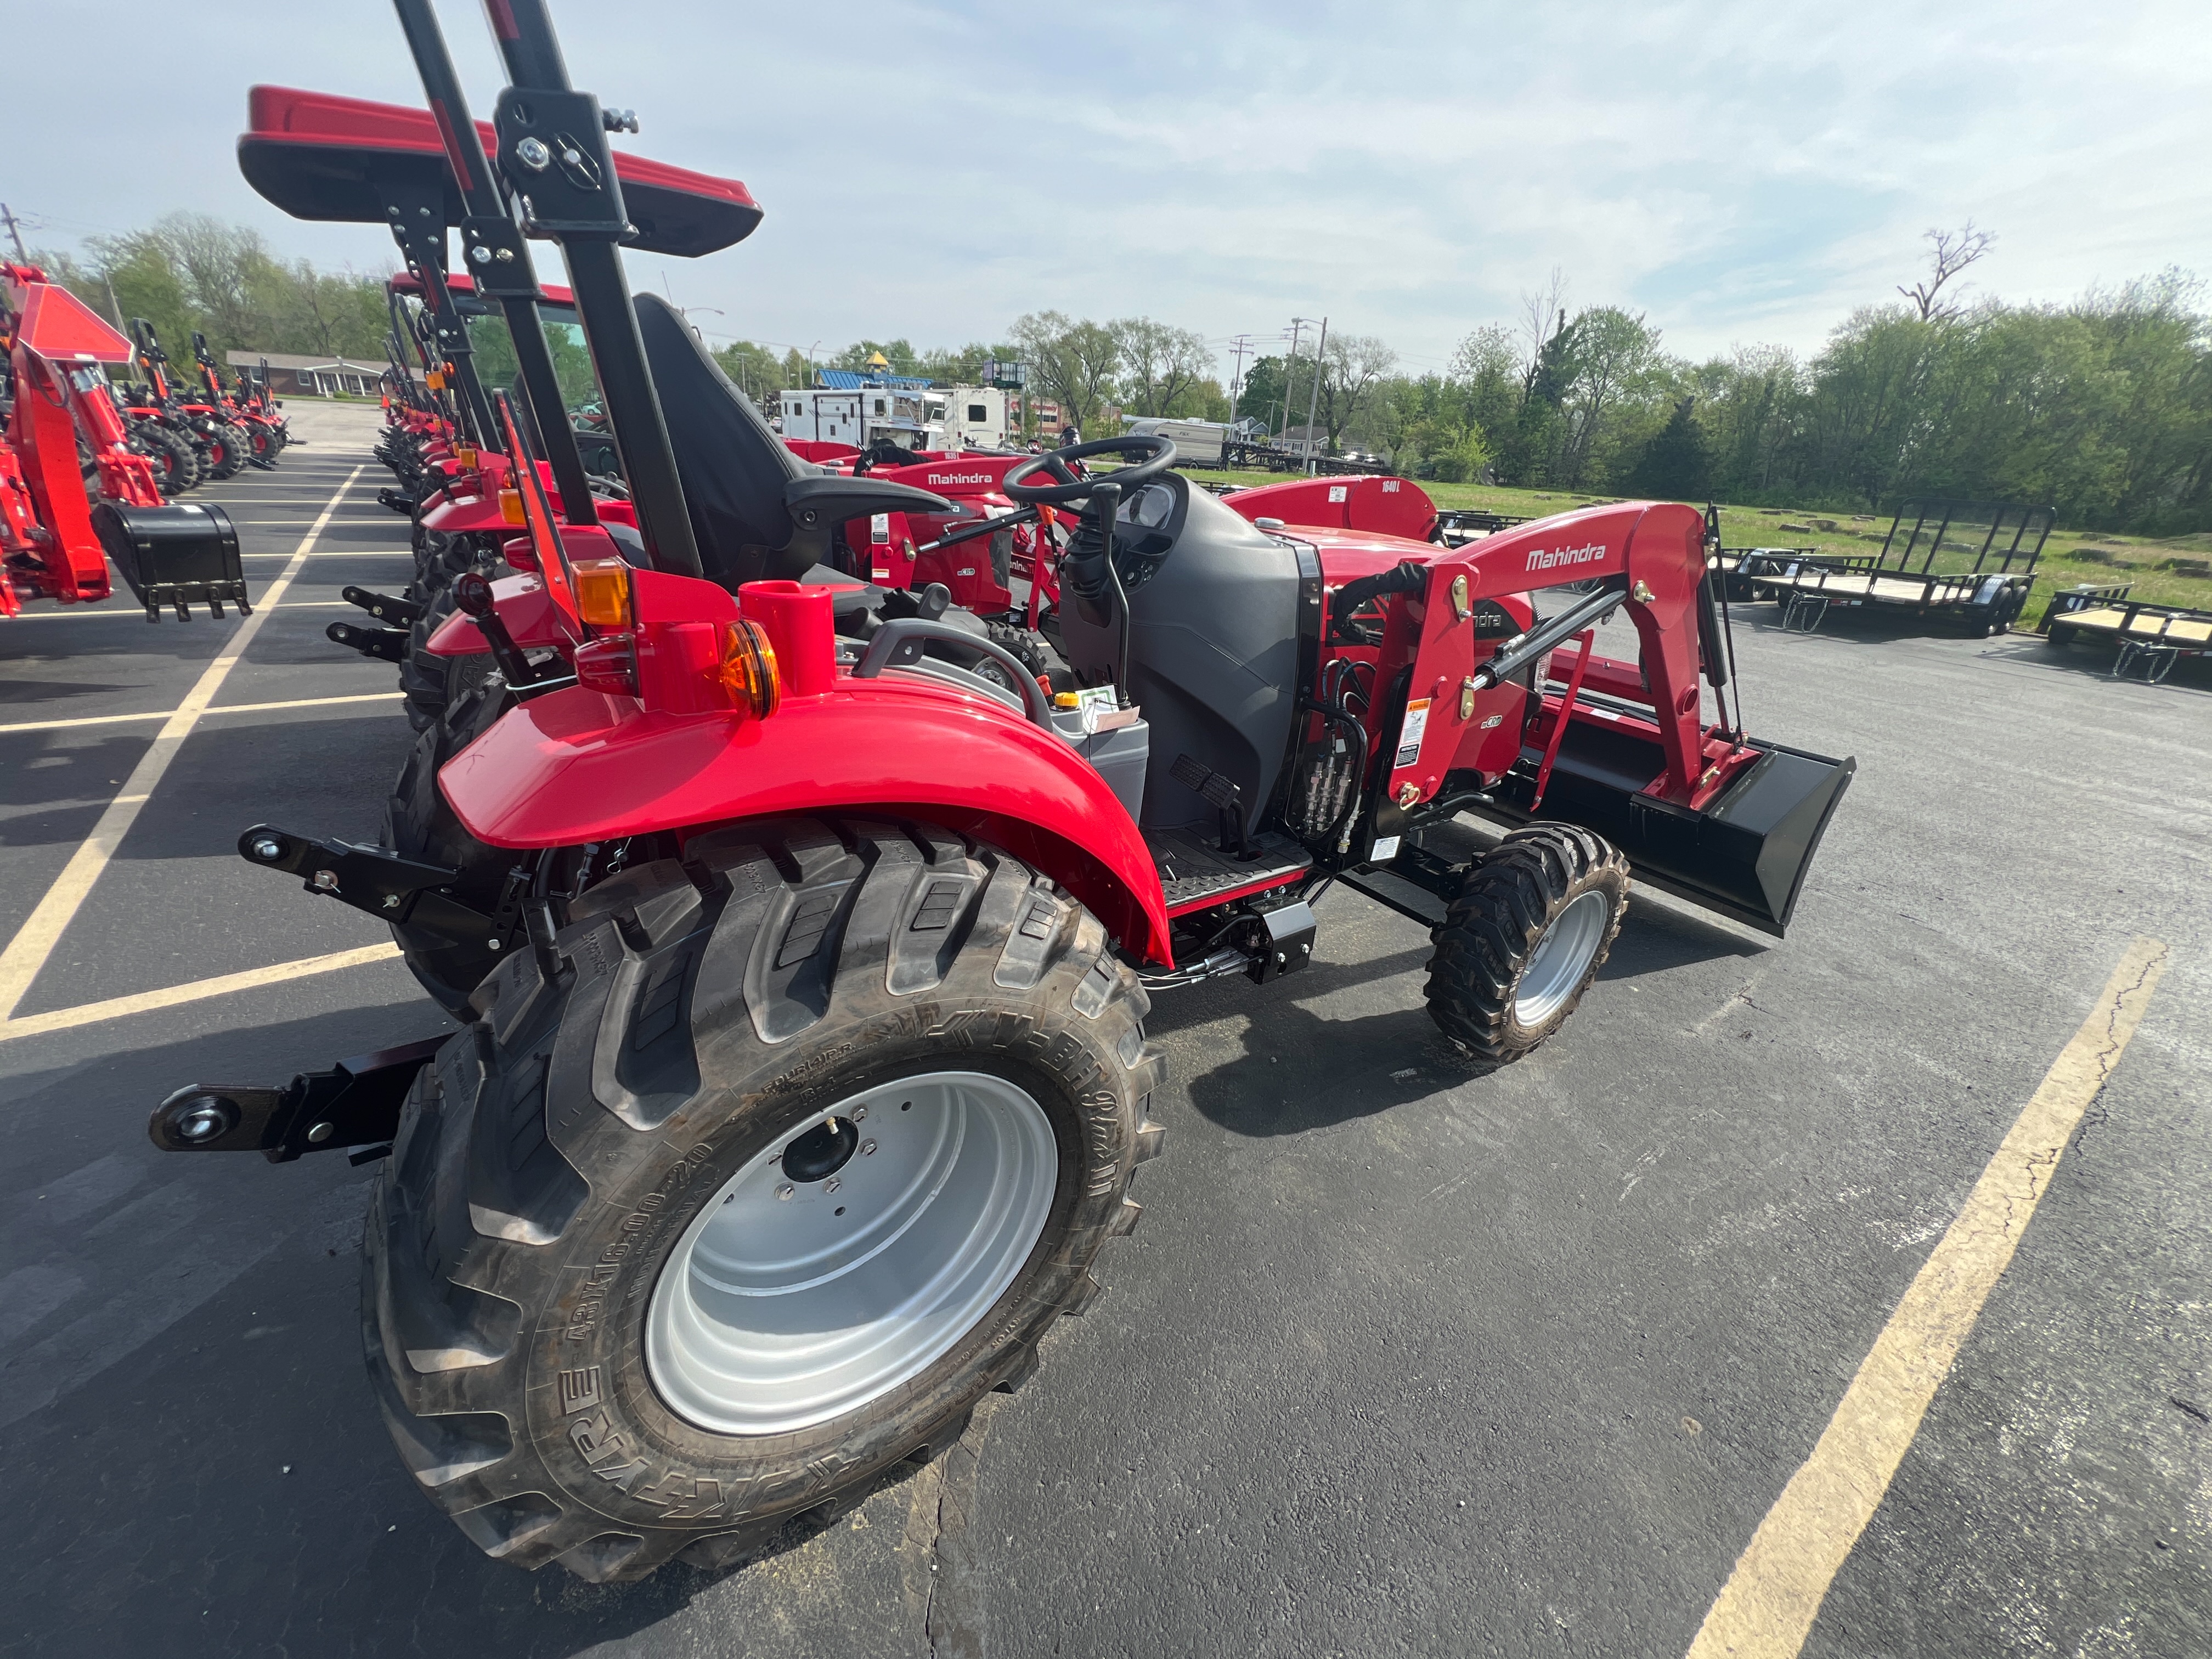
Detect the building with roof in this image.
<box><xmin>226</xmin><ymin>350</ymin><xmax>402</xmax><ymax>398</ymax></box>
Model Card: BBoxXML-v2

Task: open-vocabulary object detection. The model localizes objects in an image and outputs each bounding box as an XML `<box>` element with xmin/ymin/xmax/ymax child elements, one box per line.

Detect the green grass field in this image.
<box><xmin>1180</xmin><ymin>469</ymin><xmax>2212</xmax><ymax>627</ymax></box>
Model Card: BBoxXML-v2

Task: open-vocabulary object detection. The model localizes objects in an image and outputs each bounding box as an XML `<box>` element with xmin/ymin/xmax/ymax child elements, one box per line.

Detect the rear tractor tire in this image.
<box><xmin>364</xmin><ymin>818</ymin><xmax>1165</xmax><ymax>1582</ymax></box>
<box><xmin>1425</xmin><ymin>823</ymin><xmax>1629</xmax><ymax>1065</ymax></box>
<box><xmin>205</xmin><ymin>424</ymin><xmax>250</xmax><ymax>481</ymax></box>
<box><xmin>132</xmin><ymin>427</ymin><xmax>196</xmax><ymax>497</ymax></box>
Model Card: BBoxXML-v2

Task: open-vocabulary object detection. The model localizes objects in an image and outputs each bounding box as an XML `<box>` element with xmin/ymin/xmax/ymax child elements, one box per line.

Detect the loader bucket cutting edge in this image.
<box><xmin>90</xmin><ymin>501</ymin><xmax>251</xmax><ymax>620</ymax></box>
<box><xmin>1489</xmin><ymin>729</ymin><xmax>1855</xmax><ymax>936</ymax></box>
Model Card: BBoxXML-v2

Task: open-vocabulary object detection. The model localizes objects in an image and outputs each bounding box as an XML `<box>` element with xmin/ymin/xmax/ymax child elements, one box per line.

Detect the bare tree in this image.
<box><xmin>1518</xmin><ymin>267</ymin><xmax>1569</xmax><ymax>395</ymax></box>
<box><xmin>1898</xmin><ymin>222</ymin><xmax>1996</xmax><ymax>322</ymax></box>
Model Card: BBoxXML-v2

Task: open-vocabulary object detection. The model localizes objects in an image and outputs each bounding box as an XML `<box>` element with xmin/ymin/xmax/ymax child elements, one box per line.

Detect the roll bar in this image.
<box><xmin>391</xmin><ymin>0</ymin><xmax>596</xmax><ymax>524</ymax></box>
<box><xmin>465</xmin><ymin>0</ymin><xmax>703</xmax><ymax>578</ymax></box>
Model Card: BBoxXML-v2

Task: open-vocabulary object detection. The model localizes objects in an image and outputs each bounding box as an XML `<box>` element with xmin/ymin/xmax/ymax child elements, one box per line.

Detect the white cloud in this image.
<box><xmin>11</xmin><ymin>0</ymin><xmax>2209</xmax><ymax>382</ymax></box>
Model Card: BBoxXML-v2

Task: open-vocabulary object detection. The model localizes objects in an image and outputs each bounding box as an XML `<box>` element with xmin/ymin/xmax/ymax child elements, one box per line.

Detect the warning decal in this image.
<box><xmin>1394</xmin><ymin>698</ymin><xmax>1431</xmax><ymax>769</ymax></box>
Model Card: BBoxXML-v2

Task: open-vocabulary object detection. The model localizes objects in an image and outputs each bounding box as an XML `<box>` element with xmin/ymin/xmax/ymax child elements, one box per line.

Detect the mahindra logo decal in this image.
<box><xmin>927</xmin><ymin>472</ymin><xmax>994</xmax><ymax>485</ymax></box>
<box><xmin>1524</xmin><ymin>542</ymin><xmax>1606</xmax><ymax>572</ymax></box>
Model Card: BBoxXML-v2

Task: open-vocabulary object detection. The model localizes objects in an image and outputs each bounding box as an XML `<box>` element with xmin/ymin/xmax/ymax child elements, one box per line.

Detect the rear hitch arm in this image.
<box><xmin>342</xmin><ymin>585</ymin><xmax>425</xmax><ymax>626</ymax></box>
<box><xmin>236</xmin><ymin>824</ymin><xmax>510</xmax><ymax>951</ymax></box>
<box><xmin>325</xmin><ymin>620</ymin><xmax>410</xmax><ymax>663</ymax></box>
<box><xmin>149</xmin><ymin>1036</ymin><xmax>446</xmax><ymax>1162</ymax></box>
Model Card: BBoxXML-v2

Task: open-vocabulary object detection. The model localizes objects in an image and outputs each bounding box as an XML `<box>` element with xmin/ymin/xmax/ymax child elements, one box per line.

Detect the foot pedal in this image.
<box><xmin>1170</xmin><ymin>754</ymin><xmax>1252</xmax><ymax>857</ymax></box>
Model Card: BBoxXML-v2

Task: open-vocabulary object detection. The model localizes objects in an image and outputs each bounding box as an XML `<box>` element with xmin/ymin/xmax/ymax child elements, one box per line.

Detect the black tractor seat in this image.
<box><xmin>633</xmin><ymin>294</ymin><xmax>951</xmax><ymax>589</ymax></box>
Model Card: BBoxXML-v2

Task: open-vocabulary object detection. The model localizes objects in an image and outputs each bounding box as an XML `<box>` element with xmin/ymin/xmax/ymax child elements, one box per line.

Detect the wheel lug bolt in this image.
<box><xmin>824</xmin><ymin>1176</ymin><xmax>841</xmax><ymax>1193</ymax></box>
<box><xmin>853</xmin><ymin>1107</ymin><xmax>867</xmax><ymax>1121</ymax></box>
<box><xmin>776</xmin><ymin>1183</ymin><xmax>793</xmax><ymax>1200</ymax></box>
<box><xmin>861</xmin><ymin>1140</ymin><xmax>877</xmax><ymax>1155</ymax></box>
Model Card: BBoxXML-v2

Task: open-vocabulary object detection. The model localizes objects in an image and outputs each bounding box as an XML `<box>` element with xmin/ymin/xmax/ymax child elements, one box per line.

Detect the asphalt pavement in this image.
<box><xmin>3</xmin><ymin>416</ymin><xmax>2205</xmax><ymax>1658</ymax></box>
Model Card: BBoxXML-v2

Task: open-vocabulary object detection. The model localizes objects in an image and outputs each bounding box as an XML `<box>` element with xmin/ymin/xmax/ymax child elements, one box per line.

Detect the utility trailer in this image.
<box><xmin>1746</xmin><ymin>499</ymin><xmax>2052</xmax><ymax>636</ymax></box>
<box><xmin>1711</xmin><ymin>545</ymin><xmax>1816</xmax><ymax>602</ymax></box>
<box><xmin>2044</xmin><ymin>583</ymin><xmax>2212</xmax><ymax>682</ymax></box>
<box><xmin>1436</xmin><ymin>509</ymin><xmax>1533</xmax><ymax>548</ymax></box>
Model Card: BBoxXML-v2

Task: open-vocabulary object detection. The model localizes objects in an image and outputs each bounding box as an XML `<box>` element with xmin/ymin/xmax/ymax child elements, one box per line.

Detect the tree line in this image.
<box><xmin>755</xmin><ymin>235</ymin><xmax>2212</xmax><ymax>535</ymax></box>
<box><xmin>1363</xmin><ymin>255</ymin><xmax>2212</xmax><ymax>534</ymax></box>
<box><xmin>35</xmin><ymin>213</ymin><xmax>392</xmax><ymax>370</ymax></box>
<box><xmin>39</xmin><ymin>213</ymin><xmax>2208</xmax><ymax>532</ymax></box>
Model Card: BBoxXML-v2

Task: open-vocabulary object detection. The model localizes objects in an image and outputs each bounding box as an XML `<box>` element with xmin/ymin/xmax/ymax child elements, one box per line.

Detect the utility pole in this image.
<box><xmin>1225</xmin><ymin>332</ymin><xmax>1262</xmax><ymax>427</ymax></box>
<box><xmin>1304</xmin><ymin>315</ymin><xmax>1328</xmax><ymax>475</ymax></box>
<box><xmin>1276</xmin><ymin>318</ymin><xmax>1307</xmax><ymax>442</ymax></box>
<box><xmin>0</xmin><ymin>203</ymin><xmax>29</xmax><ymax>264</ymax></box>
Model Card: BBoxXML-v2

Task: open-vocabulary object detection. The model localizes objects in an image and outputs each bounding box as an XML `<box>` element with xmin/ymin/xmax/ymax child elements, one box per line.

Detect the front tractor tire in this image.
<box><xmin>364</xmin><ymin>818</ymin><xmax>1165</xmax><ymax>1582</ymax></box>
<box><xmin>1424</xmin><ymin>824</ymin><xmax>1629</xmax><ymax>1065</ymax></box>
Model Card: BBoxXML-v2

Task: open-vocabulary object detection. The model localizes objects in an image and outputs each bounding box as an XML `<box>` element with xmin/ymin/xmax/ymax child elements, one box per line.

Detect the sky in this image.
<box><xmin>10</xmin><ymin>0</ymin><xmax>2210</xmax><ymax>383</ymax></box>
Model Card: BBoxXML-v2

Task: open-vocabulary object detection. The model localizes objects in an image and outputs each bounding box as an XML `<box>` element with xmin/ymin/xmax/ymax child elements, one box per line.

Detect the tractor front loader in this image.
<box><xmin>151</xmin><ymin>0</ymin><xmax>1854</xmax><ymax>1585</ymax></box>
<box><xmin>1</xmin><ymin>264</ymin><xmax>247</xmax><ymax>620</ymax></box>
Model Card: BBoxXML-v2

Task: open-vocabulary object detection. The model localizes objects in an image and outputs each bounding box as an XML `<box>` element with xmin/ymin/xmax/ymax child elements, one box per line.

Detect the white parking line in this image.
<box><xmin>2</xmin><ymin>601</ymin><xmax>357</xmax><ymax>622</ymax></box>
<box><xmin>0</xmin><ymin>691</ymin><xmax>402</xmax><ymax>735</ymax></box>
<box><xmin>0</xmin><ymin>943</ymin><xmax>404</xmax><ymax>1042</ymax></box>
<box><xmin>0</xmin><ymin>465</ymin><xmax>365</xmax><ymax>1023</ymax></box>
<box><xmin>1683</xmin><ymin>938</ymin><xmax>2170</xmax><ymax>1659</ymax></box>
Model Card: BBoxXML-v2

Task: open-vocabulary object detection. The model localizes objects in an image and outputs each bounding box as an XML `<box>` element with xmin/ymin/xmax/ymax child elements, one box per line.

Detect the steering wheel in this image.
<box><xmin>1001</xmin><ymin>434</ymin><xmax>1177</xmax><ymax>506</ymax></box>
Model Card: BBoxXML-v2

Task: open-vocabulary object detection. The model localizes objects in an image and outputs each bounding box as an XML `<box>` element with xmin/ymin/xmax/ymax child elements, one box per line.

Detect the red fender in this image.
<box><xmin>1223</xmin><ymin>474</ymin><xmax>1439</xmax><ymax>541</ymax></box>
<box><xmin>440</xmin><ymin>676</ymin><xmax>1176</xmax><ymax>964</ymax></box>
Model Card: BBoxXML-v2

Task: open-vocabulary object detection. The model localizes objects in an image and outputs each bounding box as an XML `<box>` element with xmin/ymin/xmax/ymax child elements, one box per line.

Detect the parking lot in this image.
<box><xmin>3</xmin><ymin>410</ymin><xmax>2207</xmax><ymax>1657</ymax></box>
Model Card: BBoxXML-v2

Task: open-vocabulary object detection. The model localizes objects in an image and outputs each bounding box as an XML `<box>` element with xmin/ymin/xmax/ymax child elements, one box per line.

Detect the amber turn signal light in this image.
<box><xmin>498</xmin><ymin>488</ymin><xmax>524</xmax><ymax>526</ymax></box>
<box><xmin>718</xmin><ymin>618</ymin><xmax>780</xmax><ymax>718</ymax></box>
<box><xmin>571</xmin><ymin>557</ymin><xmax>632</xmax><ymax>627</ymax></box>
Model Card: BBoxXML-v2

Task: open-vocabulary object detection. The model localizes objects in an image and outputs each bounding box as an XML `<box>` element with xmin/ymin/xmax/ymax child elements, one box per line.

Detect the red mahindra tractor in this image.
<box><xmin>188</xmin><ymin>329</ymin><xmax>293</xmax><ymax>467</ymax></box>
<box><xmin>1</xmin><ymin>263</ymin><xmax>249</xmax><ymax>620</ymax></box>
<box><xmin>118</xmin><ymin>317</ymin><xmax>258</xmax><ymax>484</ymax></box>
<box><xmin>150</xmin><ymin>0</ymin><xmax>1854</xmax><ymax>1584</ymax></box>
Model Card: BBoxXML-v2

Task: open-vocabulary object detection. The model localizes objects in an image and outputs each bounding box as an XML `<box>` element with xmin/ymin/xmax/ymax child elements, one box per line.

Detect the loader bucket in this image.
<box><xmin>1494</xmin><ymin>723</ymin><xmax>1855</xmax><ymax>935</ymax></box>
<box><xmin>90</xmin><ymin>502</ymin><xmax>250</xmax><ymax>621</ymax></box>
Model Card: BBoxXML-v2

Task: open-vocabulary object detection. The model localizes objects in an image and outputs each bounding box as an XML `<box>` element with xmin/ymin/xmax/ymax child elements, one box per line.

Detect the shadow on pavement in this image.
<box><xmin>2</xmin><ymin>1005</ymin><xmax>905</xmax><ymax>1659</ymax></box>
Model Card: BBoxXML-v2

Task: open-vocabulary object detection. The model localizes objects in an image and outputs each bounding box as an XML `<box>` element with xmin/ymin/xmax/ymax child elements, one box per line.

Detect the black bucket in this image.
<box><xmin>1493</xmin><ymin>719</ymin><xmax>1855</xmax><ymax>935</ymax></box>
<box><xmin>89</xmin><ymin>501</ymin><xmax>250</xmax><ymax>622</ymax></box>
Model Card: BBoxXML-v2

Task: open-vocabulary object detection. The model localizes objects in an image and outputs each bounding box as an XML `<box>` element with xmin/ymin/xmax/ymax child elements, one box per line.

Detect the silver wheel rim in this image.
<box><xmin>646</xmin><ymin>1070</ymin><xmax>1057</xmax><ymax>1436</ymax></box>
<box><xmin>1514</xmin><ymin>888</ymin><xmax>1610</xmax><ymax>1027</ymax></box>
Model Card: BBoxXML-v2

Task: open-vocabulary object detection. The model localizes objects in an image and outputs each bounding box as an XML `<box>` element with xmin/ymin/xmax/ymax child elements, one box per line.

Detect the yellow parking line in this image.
<box><xmin>0</xmin><ymin>943</ymin><xmax>404</xmax><ymax>1042</ymax></box>
<box><xmin>1683</xmin><ymin>937</ymin><xmax>2170</xmax><ymax>1659</ymax></box>
<box><xmin>0</xmin><ymin>466</ymin><xmax>365</xmax><ymax>1022</ymax></box>
<box><xmin>0</xmin><ymin>692</ymin><xmax>403</xmax><ymax>735</ymax></box>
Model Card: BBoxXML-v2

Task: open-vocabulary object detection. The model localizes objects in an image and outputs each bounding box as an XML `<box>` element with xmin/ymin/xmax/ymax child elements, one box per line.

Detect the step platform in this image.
<box><xmin>1147</xmin><ymin>826</ymin><xmax>1311</xmax><ymax>917</ymax></box>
